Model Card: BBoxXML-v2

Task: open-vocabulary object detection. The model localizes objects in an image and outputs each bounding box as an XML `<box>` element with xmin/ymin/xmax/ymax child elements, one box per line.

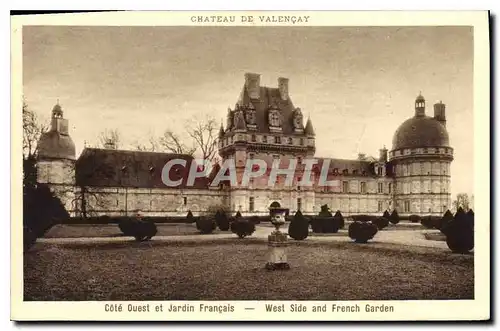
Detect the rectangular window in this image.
<box><xmin>249</xmin><ymin>153</ymin><xmax>254</xmax><ymax>159</ymax></box>
<box><xmin>297</xmin><ymin>198</ymin><xmax>302</xmax><ymax>211</ymax></box>
<box><xmin>388</xmin><ymin>183</ymin><xmax>392</xmax><ymax>194</ymax></box>
<box><xmin>377</xmin><ymin>167</ymin><xmax>383</xmax><ymax>176</ymax></box>
<box><xmin>249</xmin><ymin>197</ymin><xmax>255</xmax><ymax>212</ymax></box>
<box><xmin>251</xmin><ymin>134</ymin><xmax>256</xmax><ymax>142</ymax></box>
<box><xmin>360</xmin><ymin>182</ymin><xmax>366</xmax><ymax>194</ymax></box>
<box><xmin>378</xmin><ymin>183</ymin><xmax>383</xmax><ymax>194</ymax></box>
<box><xmin>275</xmin><ymin>136</ymin><xmax>281</xmax><ymax>144</ymax></box>
<box><xmin>300</xmin><ymin>138</ymin><xmax>304</xmax><ymax>146</ymax></box>
<box><xmin>183</xmin><ymin>197</ymin><xmax>187</xmax><ymax>205</ymax></box>
<box><xmin>342</xmin><ymin>181</ymin><xmax>349</xmax><ymax>193</ymax></box>
<box><xmin>404</xmin><ymin>201</ymin><xmax>410</xmax><ymax>212</ymax></box>
<box><xmin>263</xmin><ymin>136</ymin><xmax>267</xmax><ymax>143</ymax></box>
<box><xmin>378</xmin><ymin>201</ymin><xmax>383</xmax><ymax>212</ymax></box>
<box><xmin>297</xmin><ymin>156</ymin><xmax>302</xmax><ymax>164</ymax></box>
<box><xmin>288</xmin><ymin>137</ymin><xmax>293</xmax><ymax>145</ymax></box>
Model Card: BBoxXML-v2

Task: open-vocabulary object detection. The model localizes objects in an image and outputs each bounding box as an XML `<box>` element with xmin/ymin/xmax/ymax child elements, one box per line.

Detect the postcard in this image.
<box><xmin>11</xmin><ymin>10</ymin><xmax>490</xmax><ymax>321</ymax></box>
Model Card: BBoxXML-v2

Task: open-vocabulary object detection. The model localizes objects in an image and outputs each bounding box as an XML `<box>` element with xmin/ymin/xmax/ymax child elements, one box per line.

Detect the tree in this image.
<box><xmin>187</xmin><ymin>115</ymin><xmax>218</xmax><ymax>162</ymax></box>
<box><xmin>452</xmin><ymin>193</ymin><xmax>470</xmax><ymax>212</ymax></box>
<box><xmin>98</xmin><ymin>129</ymin><xmax>121</xmax><ymax>149</ymax></box>
<box><xmin>133</xmin><ymin>135</ymin><xmax>160</xmax><ymax>152</ymax></box>
<box><xmin>159</xmin><ymin>130</ymin><xmax>196</xmax><ymax>155</ymax></box>
<box><xmin>22</xmin><ymin>101</ymin><xmax>48</xmax><ymax>188</ymax></box>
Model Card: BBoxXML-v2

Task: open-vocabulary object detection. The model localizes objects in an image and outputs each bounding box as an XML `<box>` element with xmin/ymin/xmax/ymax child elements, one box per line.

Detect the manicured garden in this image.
<box><xmin>24</xmin><ymin>239</ymin><xmax>474</xmax><ymax>301</ymax></box>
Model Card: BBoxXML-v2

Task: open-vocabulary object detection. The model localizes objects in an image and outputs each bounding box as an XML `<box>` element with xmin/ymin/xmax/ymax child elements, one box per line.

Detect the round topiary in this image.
<box><xmin>348</xmin><ymin>221</ymin><xmax>378</xmax><ymax>243</ymax></box>
<box><xmin>215</xmin><ymin>210</ymin><xmax>230</xmax><ymax>231</ymax></box>
<box><xmin>230</xmin><ymin>219</ymin><xmax>256</xmax><ymax>238</ymax></box>
<box><xmin>389</xmin><ymin>210</ymin><xmax>400</xmax><ymax>224</ymax></box>
<box><xmin>288</xmin><ymin>210</ymin><xmax>309</xmax><ymax>240</ymax></box>
<box><xmin>196</xmin><ymin>217</ymin><xmax>216</xmax><ymax>234</ymax></box>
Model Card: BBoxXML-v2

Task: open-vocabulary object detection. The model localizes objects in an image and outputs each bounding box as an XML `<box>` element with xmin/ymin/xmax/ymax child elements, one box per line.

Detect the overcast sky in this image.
<box><xmin>22</xmin><ymin>26</ymin><xmax>473</xmax><ymax>197</ymax></box>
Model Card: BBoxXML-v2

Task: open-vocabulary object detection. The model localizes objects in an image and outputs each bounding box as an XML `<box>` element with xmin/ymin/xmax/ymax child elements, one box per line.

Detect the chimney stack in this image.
<box><xmin>244</xmin><ymin>73</ymin><xmax>261</xmax><ymax>99</ymax></box>
<box><xmin>434</xmin><ymin>101</ymin><xmax>446</xmax><ymax>126</ymax></box>
<box><xmin>278</xmin><ymin>77</ymin><xmax>289</xmax><ymax>100</ymax></box>
<box><xmin>379</xmin><ymin>147</ymin><xmax>388</xmax><ymax>162</ymax></box>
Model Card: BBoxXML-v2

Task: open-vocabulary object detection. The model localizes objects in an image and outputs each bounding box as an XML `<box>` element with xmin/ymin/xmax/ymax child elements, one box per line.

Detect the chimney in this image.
<box><xmin>379</xmin><ymin>147</ymin><xmax>388</xmax><ymax>162</ymax></box>
<box><xmin>244</xmin><ymin>73</ymin><xmax>261</xmax><ymax>99</ymax></box>
<box><xmin>434</xmin><ymin>101</ymin><xmax>446</xmax><ymax>126</ymax></box>
<box><xmin>278</xmin><ymin>77</ymin><xmax>289</xmax><ymax>100</ymax></box>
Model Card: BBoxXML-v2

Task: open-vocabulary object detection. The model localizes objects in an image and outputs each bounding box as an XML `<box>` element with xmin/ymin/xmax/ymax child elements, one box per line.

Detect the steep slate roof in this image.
<box><xmin>75</xmin><ymin>148</ymin><xmax>210</xmax><ymax>189</ymax></box>
<box><xmin>314</xmin><ymin>157</ymin><xmax>374</xmax><ymax>175</ymax></box>
<box><xmin>235</xmin><ymin>85</ymin><xmax>297</xmax><ymax>134</ymax></box>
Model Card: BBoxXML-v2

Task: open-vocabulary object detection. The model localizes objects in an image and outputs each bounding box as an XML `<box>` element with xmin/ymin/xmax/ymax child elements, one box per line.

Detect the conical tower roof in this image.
<box><xmin>304</xmin><ymin>117</ymin><xmax>315</xmax><ymax>136</ymax></box>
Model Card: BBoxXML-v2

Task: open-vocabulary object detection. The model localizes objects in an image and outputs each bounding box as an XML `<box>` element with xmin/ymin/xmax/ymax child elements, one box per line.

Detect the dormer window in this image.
<box><xmin>342</xmin><ymin>169</ymin><xmax>348</xmax><ymax>175</ymax></box>
<box><xmin>352</xmin><ymin>170</ymin><xmax>358</xmax><ymax>175</ymax></box>
<box><xmin>333</xmin><ymin>168</ymin><xmax>339</xmax><ymax>175</ymax></box>
<box><xmin>121</xmin><ymin>165</ymin><xmax>128</xmax><ymax>172</ymax></box>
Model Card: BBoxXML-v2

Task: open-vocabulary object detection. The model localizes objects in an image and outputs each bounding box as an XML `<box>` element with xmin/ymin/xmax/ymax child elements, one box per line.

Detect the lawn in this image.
<box><xmin>24</xmin><ymin>240</ymin><xmax>473</xmax><ymax>301</ymax></box>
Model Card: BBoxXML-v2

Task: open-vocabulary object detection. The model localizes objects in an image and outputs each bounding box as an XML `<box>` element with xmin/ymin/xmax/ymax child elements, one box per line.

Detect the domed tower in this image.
<box><xmin>388</xmin><ymin>94</ymin><xmax>454</xmax><ymax>216</ymax></box>
<box><xmin>37</xmin><ymin>101</ymin><xmax>76</xmax><ymax>215</ymax></box>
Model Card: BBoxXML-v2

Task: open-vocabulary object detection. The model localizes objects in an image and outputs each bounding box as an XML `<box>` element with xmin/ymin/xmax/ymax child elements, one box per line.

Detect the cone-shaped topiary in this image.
<box><xmin>288</xmin><ymin>210</ymin><xmax>309</xmax><ymax>240</ymax></box>
<box><xmin>443</xmin><ymin>207</ymin><xmax>474</xmax><ymax>253</ymax></box>
<box><xmin>333</xmin><ymin>210</ymin><xmax>345</xmax><ymax>229</ymax></box>
<box><xmin>438</xmin><ymin>209</ymin><xmax>454</xmax><ymax>233</ymax></box>
<box><xmin>186</xmin><ymin>210</ymin><xmax>195</xmax><ymax>223</ymax></box>
<box><xmin>390</xmin><ymin>209</ymin><xmax>400</xmax><ymax>224</ymax></box>
<box><xmin>383</xmin><ymin>210</ymin><xmax>391</xmax><ymax>219</ymax></box>
<box><xmin>235</xmin><ymin>211</ymin><xmax>242</xmax><ymax>219</ymax></box>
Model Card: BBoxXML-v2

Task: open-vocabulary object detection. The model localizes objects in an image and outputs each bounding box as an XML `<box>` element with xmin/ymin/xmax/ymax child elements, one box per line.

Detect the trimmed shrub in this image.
<box><xmin>310</xmin><ymin>217</ymin><xmax>323</xmax><ymax>233</ymax></box>
<box><xmin>186</xmin><ymin>210</ymin><xmax>195</xmax><ymax>223</ymax></box>
<box><xmin>440</xmin><ymin>209</ymin><xmax>456</xmax><ymax>235</ymax></box>
<box><xmin>318</xmin><ymin>204</ymin><xmax>333</xmax><ymax>217</ymax></box>
<box><xmin>288</xmin><ymin>210</ymin><xmax>309</xmax><ymax>240</ymax></box>
<box><xmin>249</xmin><ymin>216</ymin><xmax>261</xmax><ymax>225</ymax></box>
<box><xmin>390</xmin><ymin>209</ymin><xmax>400</xmax><ymax>224</ymax></box>
<box><xmin>420</xmin><ymin>216</ymin><xmax>434</xmax><ymax>229</ymax></box>
<box><xmin>409</xmin><ymin>214</ymin><xmax>421</xmax><ymax>223</ymax></box>
<box><xmin>231</xmin><ymin>219</ymin><xmax>256</xmax><ymax>238</ymax></box>
<box><xmin>215</xmin><ymin>210</ymin><xmax>230</xmax><ymax>231</ymax></box>
<box><xmin>118</xmin><ymin>217</ymin><xmax>157</xmax><ymax>241</ymax></box>
<box><xmin>23</xmin><ymin>183</ymin><xmax>70</xmax><ymax>251</ymax></box>
<box><xmin>348</xmin><ymin>221</ymin><xmax>378</xmax><ymax>243</ymax></box>
<box><xmin>196</xmin><ymin>217</ymin><xmax>216</xmax><ymax>234</ymax></box>
<box><xmin>235</xmin><ymin>211</ymin><xmax>243</xmax><ymax>219</ymax></box>
<box><xmin>382</xmin><ymin>210</ymin><xmax>391</xmax><ymax>219</ymax></box>
<box><xmin>443</xmin><ymin>207</ymin><xmax>474</xmax><ymax>253</ymax></box>
<box><xmin>467</xmin><ymin>209</ymin><xmax>475</xmax><ymax>224</ymax></box>
<box><xmin>333</xmin><ymin>210</ymin><xmax>345</xmax><ymax>229</ymax></box>
<box><xmin>373</xmin><ymin>217</ymin><xmax>390</xmax><ymax>230</ymax></box>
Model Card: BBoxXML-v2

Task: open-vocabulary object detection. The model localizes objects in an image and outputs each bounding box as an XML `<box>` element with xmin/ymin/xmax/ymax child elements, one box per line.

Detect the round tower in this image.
<box><xmin>37</xmin><ymin>101</ymin><xmax>76</xmax><ymax>215</ymax></box>
<box><xmin>388</xmin><ymin>94</ymin><xmax>453</xmax><ymax>216</ymax></box>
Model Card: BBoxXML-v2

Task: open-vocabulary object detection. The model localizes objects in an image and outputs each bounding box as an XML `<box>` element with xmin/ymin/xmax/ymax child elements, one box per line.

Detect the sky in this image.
<box><xmin>22</xmin><ymin>26</ymin><xmax>474</xmax><ymax>197</ymax></box>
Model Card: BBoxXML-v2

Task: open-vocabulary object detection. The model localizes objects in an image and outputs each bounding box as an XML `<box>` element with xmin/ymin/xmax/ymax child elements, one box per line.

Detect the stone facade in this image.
<box><xmin>36</xmin><ymin>74</ymin><xmax>453</xmax><ymax>218</ymax></box>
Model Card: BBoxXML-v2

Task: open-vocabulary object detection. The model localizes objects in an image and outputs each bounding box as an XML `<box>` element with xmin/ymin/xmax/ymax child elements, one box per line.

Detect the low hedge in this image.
<box><xmin>118</xmin><ymin>218</ymin><xmax>157</xmax><ymax>241</ymax></box>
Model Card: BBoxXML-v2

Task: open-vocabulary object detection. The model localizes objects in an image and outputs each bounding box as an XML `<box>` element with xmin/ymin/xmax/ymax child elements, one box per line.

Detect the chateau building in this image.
<box><xmin>36</xmin><ymin>73</ymin><xmax>453</xmax><ymax>217</ymax></box>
